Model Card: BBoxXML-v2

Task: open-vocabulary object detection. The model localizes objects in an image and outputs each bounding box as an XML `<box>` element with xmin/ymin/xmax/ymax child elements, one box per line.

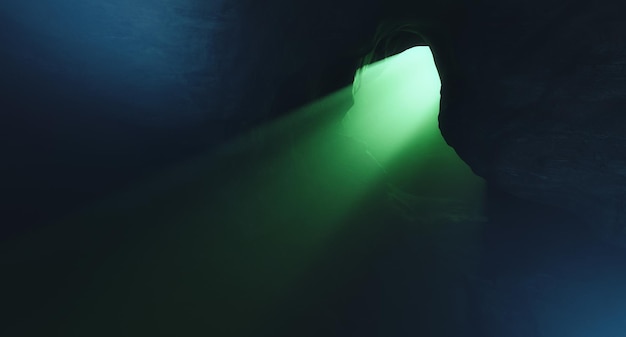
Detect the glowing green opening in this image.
<box><xmin>344</xmin><ymin>46</ymin><xmax>442</xmax><ymax>165</ymax></box>
<box><xmin>342</xmin><ymin>46</ymin><xmax>482</xmax><ymax>202</ymax></box>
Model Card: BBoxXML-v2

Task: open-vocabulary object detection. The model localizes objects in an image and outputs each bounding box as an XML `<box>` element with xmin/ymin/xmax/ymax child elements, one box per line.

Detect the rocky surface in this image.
<box><xmin>437</xmin><ymin>1</ymin><xmax>626</xmax><ymax>246</ymax></box>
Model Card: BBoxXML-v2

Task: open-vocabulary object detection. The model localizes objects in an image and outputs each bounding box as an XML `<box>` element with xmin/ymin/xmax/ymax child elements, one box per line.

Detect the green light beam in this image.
<box><xmin>0</xmin><ymin>46</ymin><xmax>484</xmax><ymax>337</ymax></box>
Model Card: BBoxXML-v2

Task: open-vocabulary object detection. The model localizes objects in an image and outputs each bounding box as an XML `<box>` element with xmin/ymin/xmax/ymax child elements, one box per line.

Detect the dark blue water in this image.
<box><xmin>1</xmin><ymin>1</ymin><xmax>231</xmax><ymax>236</ymax></box>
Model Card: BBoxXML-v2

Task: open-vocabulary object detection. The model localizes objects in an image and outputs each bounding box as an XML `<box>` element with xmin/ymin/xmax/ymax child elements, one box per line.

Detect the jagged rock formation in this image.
<box><xmin>436</xmin><ymin>1</ymin><xmax>626</xmax><ymax>246</ymax></box>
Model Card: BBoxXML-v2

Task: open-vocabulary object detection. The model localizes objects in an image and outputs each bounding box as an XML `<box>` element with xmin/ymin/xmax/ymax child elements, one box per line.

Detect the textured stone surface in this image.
<box><xmin>437</xmin><ymin>0</ymin><xmax>626</xmax><ymax>246</ymax></box>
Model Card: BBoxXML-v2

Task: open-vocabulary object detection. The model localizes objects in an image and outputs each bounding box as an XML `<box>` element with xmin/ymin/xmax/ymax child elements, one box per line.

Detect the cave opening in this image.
<box><xmin>343</xmin><ymin>44</ymin><xmax>484</xmax><ymax>211</ymax></box>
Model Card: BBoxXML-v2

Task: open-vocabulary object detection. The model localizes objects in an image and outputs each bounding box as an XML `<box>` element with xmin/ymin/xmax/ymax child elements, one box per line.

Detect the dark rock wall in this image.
<box><xmin>0</xmin><ymin>0</ymin><xmax>241</xmax><ymax>233</ymax></box>
<box><xmin>438</xmin><ymin>0</ymin><xmax>626</xmax><ymax>246</ymax></box>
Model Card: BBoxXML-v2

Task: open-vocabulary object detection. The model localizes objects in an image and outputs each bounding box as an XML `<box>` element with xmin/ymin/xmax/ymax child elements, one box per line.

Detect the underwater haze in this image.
<box><xmin>0</xmin><ymin>0</ymin><xmax>228</xmax><ymax>235</ymax></box>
